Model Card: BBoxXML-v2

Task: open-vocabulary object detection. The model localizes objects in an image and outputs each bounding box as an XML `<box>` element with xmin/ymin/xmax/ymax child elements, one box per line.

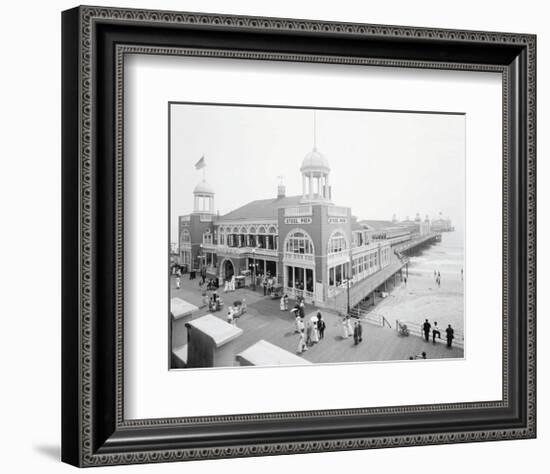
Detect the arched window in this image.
<box><xmin>258</xmin><ymin>226</ymin><xmax>266</xmax><ymax>234</ymax></box>
<box><xmin>249</xmin><ymin>226</ymin><xmax>256</xmax><ymax>235</ymax></box>
<box><xmin>180</xmin><ymin>229</ymin><xmax>191</xmax><ymax>244</ymax></box>
<box><xmin>267</xmin><ymin>226</ymin><xmax>278</xmax><ymax>250</ymax></box>
<box><xmin>285</xmin><ymin>230</ymin><xmax>314</xmax><ymax>255</ymax></box>
<box><xmin>328</xmin><ymin>230</ymin><xmax>348</xmax><ymax>254</ymax></box>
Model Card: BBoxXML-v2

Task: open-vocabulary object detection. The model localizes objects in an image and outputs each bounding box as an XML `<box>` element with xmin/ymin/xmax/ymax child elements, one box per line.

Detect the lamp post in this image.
<box><xmin>252</xmin><ymin>248</ymin><xmax>256</xmax><ymax>291</ymax></box>
<box><xmin>199</xmin><ymin>244</ymin><xmax>206</xmax><ymax>283</ymax></box>
<box><xmin>346</xmin><ymin>277</ymin><xmax>351</xmax><ymax>316</ymax></box>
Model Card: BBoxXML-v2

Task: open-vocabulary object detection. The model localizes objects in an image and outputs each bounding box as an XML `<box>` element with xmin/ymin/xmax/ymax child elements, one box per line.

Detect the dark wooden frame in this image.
<box><xmin>62</xmin><ymin>5</ymin><xmax>536</xmax><ymax>467</ymax></box>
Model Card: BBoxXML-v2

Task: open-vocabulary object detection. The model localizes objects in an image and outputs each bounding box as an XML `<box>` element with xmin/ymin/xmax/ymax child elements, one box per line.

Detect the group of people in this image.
<box><xmin>422</xmin><ymin>318</ymin><xmax>455</xmax><ymax>347</ymax></box>
<box><xmin>409</xmin><ymin>351</ymin><xmax>427</xmax><ymax>360</ymax></box>
<box><xmin>223</xmin><ymin>276</ymin><xmax>236</xmax><ymax>293</ymax></box>
<box><xmin>202</xmin><ymin>290</ymin><xmax>223</xmax><ymax>312</ymax></box>
<box><xmin>258</xmin><ymin>273</ymin><xmax>276</xmax><ymax>296</ymax></box>
<box><xmin>341</xmin><ymin>314</ymin><xmax>363</xmax><ymax>346</ymax></box>
<box><xmin>201</xmin><ymin>278</ymin><xmax>218</xmax><ymax>291</ymax></box>
<box><xmin>279</xmin><ymin>294</ymin><xmax>290</xmax><ymax>311</ymax></box>
<box><xmin>226</xmin><ymin>299</ymin><xmax>246</xmax><ymax>326</ymax></box>
<box><xmin>433</xmin><ymin>270</ymin><xmax>441</xmax><ymax>287</ymax></box>
<box><xmin>295</xmin><ymin>312</ymin><xmax>327</xmax><ymax>354</ymax></box>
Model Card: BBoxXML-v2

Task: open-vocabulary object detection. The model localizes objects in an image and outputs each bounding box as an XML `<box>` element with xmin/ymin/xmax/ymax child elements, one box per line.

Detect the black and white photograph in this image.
<box><xmin>169</xmin><ymin>103</ymin><xmax>465</xmax><ymax>369</ymax></box>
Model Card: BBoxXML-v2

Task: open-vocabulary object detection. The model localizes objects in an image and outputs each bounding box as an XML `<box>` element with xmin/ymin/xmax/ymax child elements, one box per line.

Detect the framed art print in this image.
<box><xmin>61</xmin><ymin>6</ymin><xmax>536</xmax><ymax>467</ymax></box>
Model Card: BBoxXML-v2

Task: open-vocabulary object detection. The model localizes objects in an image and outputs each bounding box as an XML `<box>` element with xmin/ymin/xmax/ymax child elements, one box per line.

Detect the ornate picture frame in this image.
<box><xmin>61</xmin><ymin>5</ymin><xmax>536</xmax><ymax>467</ymax></box>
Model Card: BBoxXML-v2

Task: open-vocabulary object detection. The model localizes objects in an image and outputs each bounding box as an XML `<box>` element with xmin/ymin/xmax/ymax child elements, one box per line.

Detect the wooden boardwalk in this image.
<box><xmin>172</xmin><ymin>277</ymin><xmax>463</xmax><ymax>367</ymax></box>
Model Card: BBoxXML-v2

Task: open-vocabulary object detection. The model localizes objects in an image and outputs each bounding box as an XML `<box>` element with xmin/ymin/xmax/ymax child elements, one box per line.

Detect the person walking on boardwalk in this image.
<box><xmin>346</xmin><ymin>315</ymin><xmax>354</xmax><ymax>337</ymax></box>
<box><xmin>294</xmin><ymin>313</ymin><xmax>303</xmax><ymax>333</ymax></box>
<box><xmin>175</xmin><ymin>276</ymin><xmax>180</xmax><ymax>290</ymax></box>
<box><xmin>299</xmin><ymin>300</ymin><xmax>305</xmax><ymax>318</ymax></box>
<box><xmin>311</xmin><ymin>318</ymin><xmax>319</xmax><ymax>344</ymax></box>
<box><xmin>305</xmin><ymin>319</ymin><xmax>313</xmax><ymax>346</ymax></box>
<box><xmin>353</xmin><ymin>320</ymin><xmax>363</xmax><ymax>345</ymax></box>
<box><xmin>341</xmin><ymin>315</ymin><xmax>350</xmax><ymax>339</ymax></box>
<box><xmin>283</xmin><ymin>294</ymin><xmax>289</xmax><ymax>311</ymax></box>
<box><xmin>423</xmin><ymin>319</ymin><xmax>431</xmax><ymax>342</ymax></box>
<box><xmin>297</xmin><ymin>329</ymin><xmax>307</xmax><ymax>354</ymax></box>
<box><xmin>280</xmin><ymin>295</ymin><xmax>285</xmax><ymax>311</ymax></box>
<box><xmin>446</xmin><ymin>324</ymin><xmax>455</xmax><ymax>348</ymax></box>
<box><xmin>432</xmin><ymin>321</ymin><xmax>442</xmax><ymax>343</ymax></box>
<box><xmin>316</xmin><ymin>312</ymin><xmax>326</xmax><ymax>339</ymax></box>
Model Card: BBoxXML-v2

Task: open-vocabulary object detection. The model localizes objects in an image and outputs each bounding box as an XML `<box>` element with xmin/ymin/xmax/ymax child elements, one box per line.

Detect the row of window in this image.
<box><xmin>181</xmin><ymin>228</ymin><xmax>386</xmax><ymax>256</ymax></box>
<box><xmin>223</xmin><ymin>234</ymin><xmax>277</xmax><ymax>250</ymax></box>
<box><xmin>328</xmin><ymin>263</ymin><xmax>349</xmax><ymax>287</ymax></box>
<box><xmin>218</xmin><ymin>225</ymin><xmax>277</xmax><ymax>235</ymax></box>
<box><xmin>352</xmin><ymin>252</ymin><xmax>379</xmax><ymax>277</ymax></box>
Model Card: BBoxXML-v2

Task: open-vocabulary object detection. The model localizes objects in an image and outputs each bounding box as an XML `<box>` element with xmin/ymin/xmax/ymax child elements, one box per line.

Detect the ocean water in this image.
<box><xmin>408</xmin><ymin>231</ymin><xmax>464</xmax><ymax>279</ymax></box>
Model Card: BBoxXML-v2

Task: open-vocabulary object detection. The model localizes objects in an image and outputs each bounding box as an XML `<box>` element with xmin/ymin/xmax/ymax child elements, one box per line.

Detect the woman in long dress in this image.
<box><xmin>346</xmin><ymin>315</ymin><xmax>354</xmax><ymax>336</ymax></box>
<box><xmin>297</xmin><ymin>330</ymin><xmax>307</xmax><ymax>354</ymax></box>
<box><xmin>341</xmin><ymin>316</ymin><xmax>349</xmax><ymax>338</ymax></box>
<box><xmin>294</xmin><ymin>314</ymin><xmax>302</xmax><ymax>333</ymax></box>
<box><xmin>280</xmin><ymin>296</ymin><xmax>285</xmax><ymax>311</ymax></box>
<box><xmin>305</xmin><ymin>320</ymin><xmax>313</xmax><ymax>346</ymax></box>
<box><xmin>311</xmin><ymin>317</ymin><xmax>319</xmax><ymax>344</ymax></box>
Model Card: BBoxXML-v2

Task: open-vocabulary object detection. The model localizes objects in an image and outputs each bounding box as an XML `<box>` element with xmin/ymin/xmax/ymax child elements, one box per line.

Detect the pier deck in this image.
<box><xmin>172</xmin><ymin>278</ymin><xmax>463</xmax><ymax>366</ymax></box>
<box><xmin>393</xmin><ymin>232</ymin><xmax>441</xmax><ymax>254</ymax></box>
<box><xmin>328</xmin><ymin>259</ymin><xmax>405</xmax><ymax>312</ymax></box>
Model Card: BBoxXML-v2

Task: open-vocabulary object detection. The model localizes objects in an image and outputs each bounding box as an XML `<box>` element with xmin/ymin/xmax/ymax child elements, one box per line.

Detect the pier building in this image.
<box><xmin>177</xmin><ymin>145</ymin><xmax>446</xmax><ymax>308</ymax></box>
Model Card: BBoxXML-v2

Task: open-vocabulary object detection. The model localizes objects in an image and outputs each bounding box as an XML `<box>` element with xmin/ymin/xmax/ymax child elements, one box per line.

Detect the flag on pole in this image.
<box><xmin>194</xmin><ymin>155</ymin><xmax>206</xmax><ymax>170</ymax></box>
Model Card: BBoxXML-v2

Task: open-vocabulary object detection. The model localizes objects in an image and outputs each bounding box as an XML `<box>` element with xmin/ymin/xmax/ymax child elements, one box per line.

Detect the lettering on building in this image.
<box><xmin>284</xmin><ymin>217</ymin><xmax>313</xmax><ymax>225</ymax></box>
<box><xmin>328</xmin><ymin>217</ymin><xmax>348</xmax><ymax>224</ymax></box>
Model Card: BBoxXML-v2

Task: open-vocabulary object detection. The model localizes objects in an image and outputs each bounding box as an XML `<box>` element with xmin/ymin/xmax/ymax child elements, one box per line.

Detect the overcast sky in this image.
<box><xmin>170</xmin><ymin>104</ymin><xmax>465</xmax><ymax>242</ymax></box>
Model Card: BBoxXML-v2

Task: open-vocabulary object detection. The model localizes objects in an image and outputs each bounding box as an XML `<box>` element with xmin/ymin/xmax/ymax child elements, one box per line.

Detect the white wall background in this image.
<box><xmin>0</xmin><ymin>0</ymin><xmax>546</xmax><ymax>473</ymax></box>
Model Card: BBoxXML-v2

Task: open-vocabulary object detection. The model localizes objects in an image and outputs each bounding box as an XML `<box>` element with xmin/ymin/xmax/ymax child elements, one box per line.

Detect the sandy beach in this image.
<box><xmin>374</xmin><ymin>233</ymin><xmax>465</xmax><ymax>336</ymax></box>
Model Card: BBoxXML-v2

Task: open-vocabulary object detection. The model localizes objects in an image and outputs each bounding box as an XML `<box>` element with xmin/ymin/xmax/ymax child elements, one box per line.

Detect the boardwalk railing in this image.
<box><xmin>349</xmin><ymin>307</ymin><xmax>392</xmax><ymax>329</ymax></box>
<box><xmin>395</xmin><ymin>319</ymin><xmax>464</xmax><ymax>348</ymax></box>
<box><xmin>348</xmin><ymin>306</ymin><xmax>464</xmax><ymax>349</ymax></box>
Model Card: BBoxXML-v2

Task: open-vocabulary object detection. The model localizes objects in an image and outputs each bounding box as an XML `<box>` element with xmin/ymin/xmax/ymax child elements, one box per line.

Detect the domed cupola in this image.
<box><xmin>300</xmin><ymin>148</ymin><xmax>331</xmax><ymax>174</ymax></box>
<box><xmin>193</xmin><ymin>179</ymin><xmax>215</xmax><ymax>214</ymax></box>
<box><xmin>301</xmin><ymin>113</ymin><xmax>331</xmax><ymax>202</ymax></box>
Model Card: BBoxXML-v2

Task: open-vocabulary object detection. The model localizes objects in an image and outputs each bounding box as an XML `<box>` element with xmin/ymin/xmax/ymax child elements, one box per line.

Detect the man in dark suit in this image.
<box><xmin>353</xmin><ymin>320</ymin><xmax>363</xmax><ymax>345</ymax></box>
<box><xmin>422</xmin><ymin>319</ymin><xmax>431</xmax><ymax>342</ymax></box>
<box><xmin>446</xmin><ymin>324</ymin><xmax>455</xmax><ymax>348</ymax></box>
<box><xmin>316</xmin><ymin>312</ymin><xmax>326</xmax><ymax>339</ymax></box>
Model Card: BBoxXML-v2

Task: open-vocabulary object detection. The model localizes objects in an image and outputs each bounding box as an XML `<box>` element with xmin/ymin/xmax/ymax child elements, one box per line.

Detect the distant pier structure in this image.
<box><xmin>430</xmin><ymin>212</ymin><xmax>455</xmax><ymax>232</ymax></box>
